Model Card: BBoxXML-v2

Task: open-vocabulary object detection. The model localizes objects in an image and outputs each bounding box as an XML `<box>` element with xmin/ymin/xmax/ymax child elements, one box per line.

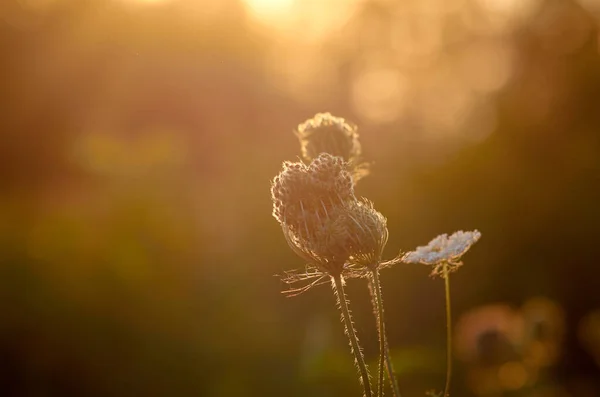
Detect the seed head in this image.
<box><xmin>343</xmin><ymin>199</ymin><xmax>389</xmax><ymax>269</ymax></box>
<box><xmin>314</xmin><ymin>199</ymin><xmax>388</xmax><ymax>270</ymax></box>
<box><xmin>271</xmin><ymin>153</ymin><xmax>365</xmax><ymax>276</ymax></box>
<box><xmin>296</xmin><ymin>113</ymin><xmax>361</xmax><ymax>162</ymax></box>
<box><xmin>277</xmin><ymin>198</ymin><xmax>389</xmax><ymax>276</ymax></box>
<box><xmin>271</xmin><ymin>160</ymin><xmax>310</xmax><ymax>224</ymax></box>
<box><xmin>271</xmin><ymin>153</ymin><xmax>355</xmax><ymax>230</ymax></box>
<box><xmin>282</xmin><ymin>217</ymin><xmax>349</xmax><ymax>276</ymax></box>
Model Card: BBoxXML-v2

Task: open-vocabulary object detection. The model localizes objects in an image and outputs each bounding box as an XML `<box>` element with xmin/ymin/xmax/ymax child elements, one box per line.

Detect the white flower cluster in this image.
<box><xmin>403</xmin><ymin>230</ymin><xmax>481</xmax><ymax>275</ymax></box>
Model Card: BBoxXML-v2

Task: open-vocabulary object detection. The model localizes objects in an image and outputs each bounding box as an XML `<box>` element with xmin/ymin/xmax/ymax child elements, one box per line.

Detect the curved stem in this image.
<box><xmin>332</xmin><ymin>274</ymin><xmax>372</xmax><ymax>397</ymax></box>
<box><xmin>442</xmin><ymin>263</ymin><xmax>452</xmax><ymax>397</ymax></box>
<box><xmin>370</xmin><ymin>269</ymin><xmax>401</xmax><ymax>397</ymax></box>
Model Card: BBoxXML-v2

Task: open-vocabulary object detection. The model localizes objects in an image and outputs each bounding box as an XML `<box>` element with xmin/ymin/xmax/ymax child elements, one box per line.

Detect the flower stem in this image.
<box><xmin>369</xmin><ymin>269</ymin><xmax>402</xmax><ymax>397</ymax></box>
<box><xmin>442</xmin><ymin>263</ymin><xmax>452</xmax><ymax>397</ymax></box>
<box><xmin>332</xmin><ymin>274</ymin><xmax>372</xmax><ymax>397</ymax></box>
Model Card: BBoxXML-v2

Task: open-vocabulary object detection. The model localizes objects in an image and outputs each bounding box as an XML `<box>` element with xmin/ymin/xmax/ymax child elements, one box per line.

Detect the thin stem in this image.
<box><xmin>369</xmin><ymin>269</ymin><xmax>401</xmax><ymax>397</ymax></box>
<box><xmin>332</xmin><ymin>274</ymin><xmax>372</xmax><ymax>397</ymax></box>
<box><xmin>369</xmin><ymin>268</ymin><xmax>400</xmax><ymax>397</ymax></box>
<box><xmin>442</xmin><ymin>263</ymin><xmax>452</xmax><ymax>397</ymax></box>
<box><xmin>372</xmin><ymin>271</ymin><xmax>385</xmax><ymax>397</ymax></box>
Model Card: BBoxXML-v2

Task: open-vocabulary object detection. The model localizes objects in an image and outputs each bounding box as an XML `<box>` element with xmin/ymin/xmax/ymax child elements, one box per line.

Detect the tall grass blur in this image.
<box><xmin>1</xmin><ymin>0</ymin><xmax>600</xmax><ymax>396</ymax></box>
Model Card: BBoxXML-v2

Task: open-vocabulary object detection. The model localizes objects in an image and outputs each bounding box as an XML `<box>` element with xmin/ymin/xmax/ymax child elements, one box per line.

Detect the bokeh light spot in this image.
<box><xmin>459</xmin><ymin>40</ymin><xmax>514</xmax><ymax>94</ymax></box>
<box><xmin>466</xmin><ymin>0</ymin><xmax>543</xmax><ymax>35</ymax></box>
<box><xmin>352</xmin><ymin>67</ymin><xmax>409</xmax><ymax>124</ymax></box>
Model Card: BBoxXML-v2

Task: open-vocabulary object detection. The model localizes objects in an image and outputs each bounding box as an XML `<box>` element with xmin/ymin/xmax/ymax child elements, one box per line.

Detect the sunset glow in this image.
<box><xmin>118</xmin><ymin>0</ymin><xmax>171</xmax><ymax>5</ymax></box>
<box><xmin>242</xmin><ymin>0</ymin><xmax>295</xmax><ymax>24</ymax></box>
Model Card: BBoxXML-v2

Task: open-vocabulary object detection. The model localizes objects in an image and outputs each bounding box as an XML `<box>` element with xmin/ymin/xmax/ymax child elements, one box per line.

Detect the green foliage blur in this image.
<box><xmin>1</xmin><ymin>0</ymin><xmax>600</xmax><ymax>396</ymax></box>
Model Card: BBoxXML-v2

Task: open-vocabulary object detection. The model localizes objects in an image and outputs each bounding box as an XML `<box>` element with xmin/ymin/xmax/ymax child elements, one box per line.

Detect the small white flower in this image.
<box><xmin>403</xmin><ymin>230</ymin><xmax>481</xmax><ymax>276</ymax></box>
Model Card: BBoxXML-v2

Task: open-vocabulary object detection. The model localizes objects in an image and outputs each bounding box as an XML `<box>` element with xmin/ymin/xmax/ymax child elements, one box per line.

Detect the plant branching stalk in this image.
<box><xmin>369</xmin><ymin>269</ymin><xmax>401</xmax><ymax>397</ymax></box>
<box><xmin>332</xmin><ymin>274</ymin><xmax>372</xmax><ymax>397</ymax></box>
<box><xmin>442</xmin><ymin>263</ymin><xmax>452</xmax><ymax>397</ymax></box>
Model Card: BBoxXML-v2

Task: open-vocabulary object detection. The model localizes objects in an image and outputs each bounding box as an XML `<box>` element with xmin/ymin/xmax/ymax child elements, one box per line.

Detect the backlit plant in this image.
<box><xmin>271</xmin><ymin>113</ymin><xmax>481</xmax><ymax>397</ymax></box>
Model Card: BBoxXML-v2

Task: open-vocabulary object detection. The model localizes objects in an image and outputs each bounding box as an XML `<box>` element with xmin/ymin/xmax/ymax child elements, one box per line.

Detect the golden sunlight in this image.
<box><xmin>117</xmin><ymin>0</ymin><xmax>171</xmax><ymax>5</ymax></box>
<box><xmin>242</xmin><ymin>0</ymin><xmax>295</xmax><ymax>24</ymax></box>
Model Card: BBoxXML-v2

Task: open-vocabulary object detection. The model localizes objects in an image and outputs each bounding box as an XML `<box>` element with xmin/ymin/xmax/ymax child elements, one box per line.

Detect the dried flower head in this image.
<box><xmin>271</xmin><ymin>153</ymin><xmax>355</xmax><ymax>228</ymax></box>
<box><xmin>329</xmin><ymin>199</ymin><xmax>389</xmax><ymax>269</ymax></box>
<box><xmin>296</xmin><ymin>113</ymin><xmax>369</xmax><ymax>182</ymax></box>
<box><xmin>296</xmin><ymin>113</ymin><xmax>361</xmax><ymax>161</ymax></box>
<box><xmin>402</xmin><ymin>230</ymin><xmax>481</xmax><ymax>277</ymax></box>
<box><xmin>270</xmin><ymin>160</ymin><xmax>309</xmax><ymax>224</ymax></box>
<box><xmin>280</xmin><ymin>219</ymin><xmax>347</xmax><ymax>277</ymax></box>
<box><xmin>277</xmin><ymin>201</ymin><xmax>388</xmax><ymax>294</ymax></box>
<box><xmin>271</xmin><ymin>153</ymin><xmax>357</xmax><ymax>276</ymax></box>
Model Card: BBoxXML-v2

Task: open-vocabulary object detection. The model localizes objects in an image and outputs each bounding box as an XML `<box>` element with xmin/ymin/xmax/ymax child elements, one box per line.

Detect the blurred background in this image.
<box><xmin>1</xmin><ymin>0</ymin><xmax>600</xmax><ymax>396</ymax></box>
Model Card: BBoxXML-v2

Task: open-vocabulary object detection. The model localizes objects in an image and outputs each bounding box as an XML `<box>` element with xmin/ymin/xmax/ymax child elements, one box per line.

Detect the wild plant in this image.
<box><xmin>271</xmin><ymin>113</ymin><xmax>481</xmax><ymax>397</ymax></box>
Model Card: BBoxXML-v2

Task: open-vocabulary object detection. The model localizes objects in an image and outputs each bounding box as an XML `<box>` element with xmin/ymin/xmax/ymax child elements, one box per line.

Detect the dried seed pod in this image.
<box><xmin>271</xmin><ymin>153</ymin><xmax>362</xmax><ymax>275</ymax></box>
<box><xmin>271</xmin><ymin>153</ymin><xmax>355</xmax><ymax>231</ymax></box>
<box><xmin>270</xmin><ymin>161</ymin><xmax>310</xmax><ymax>224</ymax></box>
<box><xmin>327</xmin><ymin>199</ymin><xmax>389</xmax><ymax>269</ymax></box>
<box><xmin>296</xmin><ymin>113</ymin><xmax>361</xmax><ymax>162</ymax></box>
<box><xmin>282</xmin><ymin>217</ymin><xmax>348</xmax><ymax>276</ymax></box>
<box><xmin>296</xmin><ymin>113</ymin><xmax>369</xmax><ymax>182</ymax></box>
<box><xmin>278</xmin><ymin>199</ymin><xmax>389</xmax><ymax>276</ymax></box>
